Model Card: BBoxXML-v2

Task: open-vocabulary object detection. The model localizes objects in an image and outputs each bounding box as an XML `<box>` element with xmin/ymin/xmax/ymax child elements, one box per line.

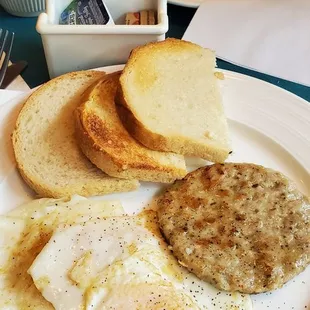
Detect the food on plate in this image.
<box><xmin>118</xmin><ymin>38</ymin><xmax>231</xmax><ymax>162</ymax></box>
<box><xmin>28</xmin><ymin>210</ymin><xmax>252</xmax><ymax>309</ymax></box>
<box><xmin>12</xmin><ymin>71</ymin><xmax>138</xmax><ymax>199</ymax></box>
<box><xmin>75</xmin><ymin>71</ymin><xmax>187</xmax><ymax>183</ymax></box>
<box><xmin>0</xmin><ymin>196</ymin><xmax>252</xmax><ymax>309</ymax></box>
<box><xmin>5</xmin><ymin>37</ymin><xmax>308</xmax><ymax>307</ymax></box>
<box><xmin>157</xmin><ymin>163</ymin><xmax>310</xmax><ymax>294</ymax></box>
<box><xmin>0</xmin><ymin>196</ymin><xmax>124</xmax><ymax>309</ymax></box>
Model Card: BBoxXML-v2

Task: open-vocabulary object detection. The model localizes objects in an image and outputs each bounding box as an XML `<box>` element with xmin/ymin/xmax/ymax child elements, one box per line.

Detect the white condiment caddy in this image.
<box><xmin>36</xmin><ymin>0</ymin><xmax>168</xmax><ymax>78</ymax></box>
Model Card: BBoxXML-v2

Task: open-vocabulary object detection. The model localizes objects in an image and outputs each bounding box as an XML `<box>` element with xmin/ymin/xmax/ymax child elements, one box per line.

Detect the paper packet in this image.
<box><xmin>125</xmin><ymin>10</ymin><xmax>156</xmax><ymax>25</ymax></box>
<box><xmin>59</xmin><ymin>0</ymin><xmax>114</xmax><ymax>25</ymax></box>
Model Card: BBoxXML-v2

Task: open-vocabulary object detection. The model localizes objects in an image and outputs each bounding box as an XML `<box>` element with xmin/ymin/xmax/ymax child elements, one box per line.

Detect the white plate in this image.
<box><xmin>0</xmin><ymin>65</ymin><xmax>310</xmax><ymax>309</ymax></box>
<box><xmin>168</xmin><ymin>0</ymin><xmax>202</xmax><ymax>8</ymax></box>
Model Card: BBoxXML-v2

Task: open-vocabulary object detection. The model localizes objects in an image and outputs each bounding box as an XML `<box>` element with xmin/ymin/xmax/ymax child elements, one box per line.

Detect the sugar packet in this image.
<box><xmin>59</xmin><ymin>0</ymin><xmax>114</xmax><ymax>25</ymax></box>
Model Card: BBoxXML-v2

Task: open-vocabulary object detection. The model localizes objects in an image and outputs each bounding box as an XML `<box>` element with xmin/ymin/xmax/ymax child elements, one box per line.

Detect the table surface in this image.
<box><xmin>0</xmin><ymin>4</ymin><xmax>309</xmax><ymax>101</ymax></box>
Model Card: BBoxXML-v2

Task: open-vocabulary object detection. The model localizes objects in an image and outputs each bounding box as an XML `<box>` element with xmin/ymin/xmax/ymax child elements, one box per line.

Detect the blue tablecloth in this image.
<box><xmin>0</xmin><ymin>5</ymin><xmax>309</xmax><ymax>101</ymax></box>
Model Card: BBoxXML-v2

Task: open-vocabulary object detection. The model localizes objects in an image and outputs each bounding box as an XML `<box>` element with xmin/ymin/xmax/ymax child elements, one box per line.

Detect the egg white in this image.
<box><xmin>0</xmin><ymin>196</ymin><xmax>124</xmax><ymax>309</ymax></box>
<box><xmin>29</xmin><ymin>214</ymin><xmax>162</xmax><ymax>310</ymax></box>
<box><xmin>29</xmin><ymin>211</ymin><xmax>253</xmax><ymax>310</ymax></box>
<box><xmin>84</xmin><ymin>246</ymin><xmax>200</xmax><ymax>310</ymax></box>
<box><xmin>0</xmin><ymin>216</ymin><xmax>25</xmax><ymax>274</ymax></box>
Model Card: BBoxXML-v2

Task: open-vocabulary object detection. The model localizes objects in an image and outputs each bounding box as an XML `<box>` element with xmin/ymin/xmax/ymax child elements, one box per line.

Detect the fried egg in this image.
<box><xmin>29</xmin><ymin>211</ymin><xmax>253</xmax><ymax>310</ymax></box>
<box><xmin>84</xmin><ymin>246</ymin><xmax>199</xmax><ymax>310</ymax></box>
<box><xmin>0</xmin><ymin>196</ymin><xmax>124</xmax><ymax>309</ymax></box>
<box><xmin>29</xmin><ymin>214</ymin><xmax>163</xmax><ymax>309</ymax></box>
<box><xmin>0</xmin><ymin>216</ymin><xmax>25</xmax><ymax>273</ymax></box>
<box><xmin>85</xmin><ymin>243</ymin><xmax>252</xmax><ymax>310</ymax></box>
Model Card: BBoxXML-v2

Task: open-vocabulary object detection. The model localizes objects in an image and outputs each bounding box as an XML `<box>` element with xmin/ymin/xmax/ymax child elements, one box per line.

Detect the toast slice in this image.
<box><xmin>75</xmin><ymin>72</ymin><xmax>187</xmax><ymax>183</ymax></box>
<box><xmin>12</xmin><ymin>71</ymin><xmax>139</xmax><ymax>198</ymax></box>
<box><xmin>118</xmin><ymin>38</ymin><xmax>232</xmax><ymax>163</ymax></box>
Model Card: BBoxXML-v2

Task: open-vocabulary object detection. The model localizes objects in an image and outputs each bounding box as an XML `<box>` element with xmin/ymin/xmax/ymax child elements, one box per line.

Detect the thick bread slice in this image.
<box><xmin>12</xmin><ymin>71</ymin><xmax>139</xmax><ymax>198</ymax></box>
<box><xmin>118</xmin><ymin>38</ymin><xmax>232</xmax><ymax>162</ymax></box>
<box><xmin>75</xmin><ymin>72</ymin><xmax>187</xmax><ymax>183</ymax></box>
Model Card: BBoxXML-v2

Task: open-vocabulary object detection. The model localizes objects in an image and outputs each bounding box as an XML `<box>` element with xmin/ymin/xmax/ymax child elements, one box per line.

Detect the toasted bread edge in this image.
<box><xmin>116</xmin><ymin>88</ymin><xmax>230</xmax><ymax>163</ymax></box>
<box><xmin>12</xmin><ymin>71</ymin><xmax>139</xmax><ymax>198</ymax></box>
<box><xmin>75</xmin><ymin>75</ymin><xmax>187</xmax><ymax>183</ymax></box>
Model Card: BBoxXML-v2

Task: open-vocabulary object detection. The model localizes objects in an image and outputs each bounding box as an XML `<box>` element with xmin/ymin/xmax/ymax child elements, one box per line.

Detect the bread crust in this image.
<box><xmin>12</xmin><ymin>70</ymin><xmax>139</xmax><ymax>198</ymax></box>
<box><xmin>75</xmin><ymin>72</ymin><xmax>187</xmax><ymax>183</ymax></box>
<box><xmin>116</xmin><ymin>87</ymin><xmax>230</xmax><ymax>163</ymax></box>
<box><xmin>119</xmin><ymin>38</ymin><xmax>231</xmax><ymax>163</ymax></box>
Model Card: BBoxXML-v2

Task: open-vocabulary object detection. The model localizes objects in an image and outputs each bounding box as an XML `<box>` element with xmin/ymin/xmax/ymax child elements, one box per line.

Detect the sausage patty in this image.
<box><xmin>157</xmin><ymin>163</ymin><xmax>310</xmax><ymax>294</ymax></box>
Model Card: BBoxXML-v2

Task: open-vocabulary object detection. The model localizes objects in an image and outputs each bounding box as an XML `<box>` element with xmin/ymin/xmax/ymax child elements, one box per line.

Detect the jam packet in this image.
<box><xmin>125</xmin><ymin>10</ymin><xmax>156</xmax><ymax>25</ymax></box>
<box><xmin>59</xmin><ymin>0</ymin><xmax>114</xmax><ymax>25</ymax></box>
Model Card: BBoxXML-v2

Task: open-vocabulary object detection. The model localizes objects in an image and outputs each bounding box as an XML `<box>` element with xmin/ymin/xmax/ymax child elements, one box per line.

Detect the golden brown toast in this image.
<box><xmin>119</xmin><ymin>38</ymin><xmax>232</xmax><ymax>162</ymax></box>
<box><xmin>75</xmin><ymin>72</ymin><xmax>187</xmax><ymax>183</ymax></box>
<box><xmin>12</xmin><ymin>70</ymin><xmax>138</xmax><ymax>198</ymax></box>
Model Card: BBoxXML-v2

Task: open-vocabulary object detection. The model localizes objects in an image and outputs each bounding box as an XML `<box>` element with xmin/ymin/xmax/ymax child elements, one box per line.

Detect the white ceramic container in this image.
<box><xmin>36</xmin><ymin>0</ymin><xmax>168</xmax><ymax>78</ymax></box>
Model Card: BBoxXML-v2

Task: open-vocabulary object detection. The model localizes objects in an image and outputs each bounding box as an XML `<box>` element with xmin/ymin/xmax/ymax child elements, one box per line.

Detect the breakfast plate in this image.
<box><xmin>168</xmin><ymin>0</ymin><xmax>202</xmax><ymax>8</ymax></box>
<box><xmin>0</xmin><ymin>64</ymin><xmax>309</xmax><ymax>309</ymax></box>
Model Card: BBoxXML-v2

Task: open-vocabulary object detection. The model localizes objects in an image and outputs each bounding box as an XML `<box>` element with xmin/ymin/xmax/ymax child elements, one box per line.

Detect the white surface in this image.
<box><xmin>1</xmin><ymin>65</ymin><xmax>310</xmax><ymax>309</ymax></box>
<box><xmin>0</xmin><ymin>90</ymin><xmax>24</xmax><ymax>107</ymax></box>
<box><xmin>183</xmin><ymin>0</ymin><xmax>310</xmax><ymax>87</ymax></box>
<box><xmin>168</xmin><ymin>0</ymin><xmax>202</xmax><ymax>8</ymax></box>
<box><xmin>36</xmin><ymin>0</ymin><xmax>168</xmax><ymax>78</ymax></box>
<box><xmin>7</xmin><ymin>76</ymin><xmax>30</xmax><ymax>91</ymax></box>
